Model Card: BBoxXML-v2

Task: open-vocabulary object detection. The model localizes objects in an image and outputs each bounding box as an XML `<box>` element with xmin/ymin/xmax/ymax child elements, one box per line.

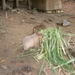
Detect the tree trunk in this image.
<box><xmin>13</xmin><ymin>0</ymin><xmax>19</xmax><ymax>9</ymax></box>
<box><xmin>27</xmin><ymin>0</ymin><xmax>32</xmax><ymax>10</ymax></box>
<box><xmin>1</xmin><ymin>0</ymin><xmax>6</xmax><ymax>10</ymax></box>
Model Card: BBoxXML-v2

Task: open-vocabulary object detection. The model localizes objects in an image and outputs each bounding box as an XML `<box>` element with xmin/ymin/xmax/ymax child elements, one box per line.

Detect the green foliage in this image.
<box><xmin>36</xmin><ymin>27</ymin><xmax>75</xmax><ymax>75</ymax></box>
<box><xmin>15</xmin><ymin>27</ymin><xmax>75</xmax><ymax>75</ymax></box>
<box><xmin>32</xmin><ymin>8</ymin><xmax>37</xmax><ymax>12</ymax></box>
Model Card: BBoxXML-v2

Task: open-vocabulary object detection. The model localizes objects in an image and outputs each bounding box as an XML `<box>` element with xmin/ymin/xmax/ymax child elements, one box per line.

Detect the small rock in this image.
<box><xmin>56</xmin><ymin>20</ymin><xmax>70</xmax><ymax>26</ymax></box>
<box><xmin>63</xmin><ymin>20</ymin><xmax>70</xmax><ymax>26</ymax></box>
<box><xmin>0</xmin><ymin>30</ymin><xmax>6</xmax><ymax>34</ymax></box>
<box><xmin>1</xmin><ymin>65</ymin><xmax>8</xmax><ymax>70</ymax></box>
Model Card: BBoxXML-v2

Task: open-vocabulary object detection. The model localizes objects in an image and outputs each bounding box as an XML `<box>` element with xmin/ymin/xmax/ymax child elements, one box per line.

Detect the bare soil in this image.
<box><xmin>0</xmin><ymin>0</ymin><xmax>75</xmax><ymax>75</ymax></box>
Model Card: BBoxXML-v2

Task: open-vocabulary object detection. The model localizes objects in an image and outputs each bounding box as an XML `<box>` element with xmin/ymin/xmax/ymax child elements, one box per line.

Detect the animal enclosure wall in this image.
<box><xmin>31</xmin><ymin>0</ymin><xmax>62</xmax><ymax>11</ymax></box>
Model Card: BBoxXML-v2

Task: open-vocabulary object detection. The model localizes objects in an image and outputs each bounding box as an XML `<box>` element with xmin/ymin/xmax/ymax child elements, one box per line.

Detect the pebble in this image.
<box><xmin>63</xmin><ymin>20</ymin><xmax>70</xmax><ymax>26</ymax></box>
<box><xmin>1</xmin><ymin>65</ymin><xmax>8</xmax><ymax>70</ymax></box>
<box><xmin>57</xmin><ymin>20</ymin><xmax>70</xmax><ymax>26</ymax></box>
<box><xmin>0</xmin><ymin>30</ymin><xmax>6</xmax><ymax>34</ymax></box>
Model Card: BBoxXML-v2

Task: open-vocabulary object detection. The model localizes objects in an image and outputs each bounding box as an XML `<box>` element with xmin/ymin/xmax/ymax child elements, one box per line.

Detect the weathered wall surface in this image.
<box><xmin>31</xmin><ymin>0</ymin><xmax>62</xmax><ymax>11</ymax></box>
<box><xmin>46</xmin><ymin>0</ymin><xmax>62</xmax><ymax>10</ymax></box>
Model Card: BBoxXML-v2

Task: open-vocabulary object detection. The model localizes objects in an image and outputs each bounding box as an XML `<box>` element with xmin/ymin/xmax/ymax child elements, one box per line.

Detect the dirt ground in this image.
<box><xmin>0</xmin><ymin>0</ymin><xmax>75</xmax><ymax>75</ymax></box>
